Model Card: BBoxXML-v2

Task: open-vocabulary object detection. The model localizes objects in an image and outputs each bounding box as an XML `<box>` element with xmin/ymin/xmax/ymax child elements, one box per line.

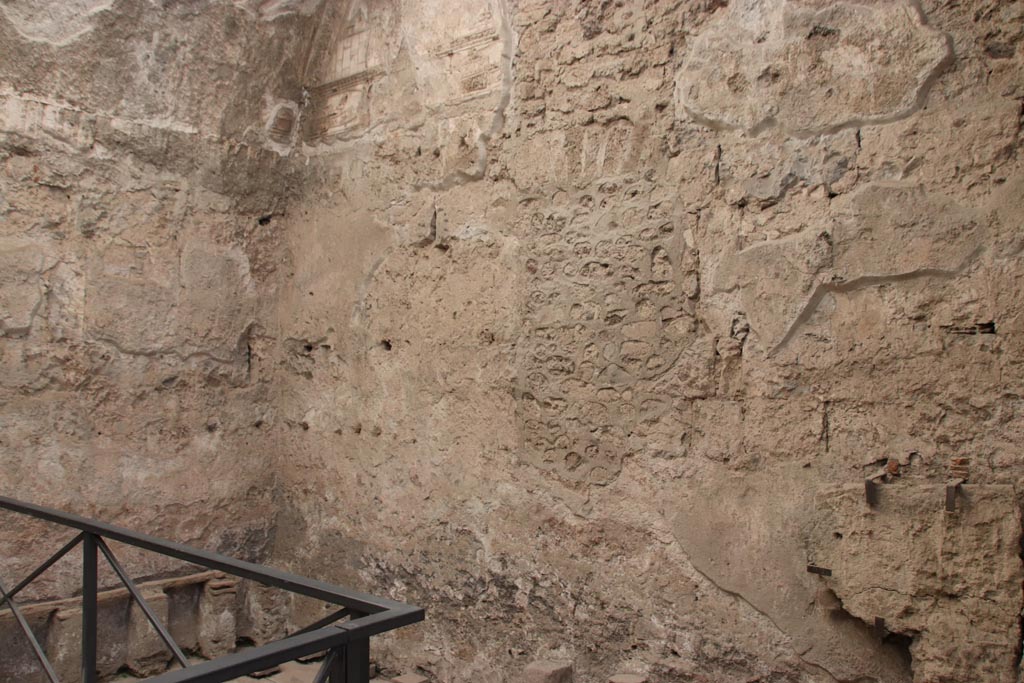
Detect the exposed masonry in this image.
<box><xmin>0</xmin><ymin>571</ymin><xmax>257</xmax><ymax>681</ymax></box>
<box><xmin>2</xmin><ymin>1</ymin><xmax>1024</xmax><ymax>683</ymax></box>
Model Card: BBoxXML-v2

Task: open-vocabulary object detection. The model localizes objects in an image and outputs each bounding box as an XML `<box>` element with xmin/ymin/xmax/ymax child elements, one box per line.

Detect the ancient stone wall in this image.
<box><xmin>1</xmin><ymin>1</ymin><xmax>1022</xmax><ymax>683</ymax></box>
<box><xmin>0</xmin><ymin>0</ymin><xmax>315</xmax><ymax>606</ymax></box>
<box><xmin>267</xmin><ymin>1</ymin><xmax>1024</xmax><ymax>682</ymax></box>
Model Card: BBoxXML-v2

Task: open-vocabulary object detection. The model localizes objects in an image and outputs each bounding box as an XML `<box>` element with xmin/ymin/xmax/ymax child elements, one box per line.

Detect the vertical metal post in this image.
<box><xmin>82</xmin><ymin>533</ymin><xmax>98</xmax><ymax>683</ymax></box>
<box><xmin>345</xmin><ymin>638</ymin><xmax>370</xmax><ymax>683</ymax></box>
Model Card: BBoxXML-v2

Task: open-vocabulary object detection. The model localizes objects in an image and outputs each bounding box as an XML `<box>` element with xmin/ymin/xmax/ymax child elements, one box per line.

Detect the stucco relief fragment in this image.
<box><xmin>0</xmin><ymin>240</ymin><xmax>57</xmax><ymax>338</ymax></box>
<box><xmin>0</xmin><ymin>0</ymin><xmax>114</xmax><ymax>46</ymax></box>
<box><xmin>716</xmin><ymin>184</ymin><xmax>983</xmax><ymax>351</ymax></box>
<box><xmin>302</xmin><ymin>0</ymin><xmax>508</xmax><ymax>144</ymax></box>
<box><xmin>516</xmin><ymin>195</ymin><xmax>700</xmax><ymax>486</ymax></box>
<box><xmin>675</xmin><ymin>0</ymin><xmax>952</xmax><ymax>137</ymax></box>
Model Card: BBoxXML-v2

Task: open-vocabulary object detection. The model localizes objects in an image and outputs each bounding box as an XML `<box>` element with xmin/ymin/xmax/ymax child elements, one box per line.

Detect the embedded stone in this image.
<box><xmin>391</xmin><ymin>675</ymin><xmax>429</xmax><ymax>683</ymax></box>
<box><xmin>524</xmin><ymin>661</ymin><xmax>573</xmax><ymax>683</ymax></box>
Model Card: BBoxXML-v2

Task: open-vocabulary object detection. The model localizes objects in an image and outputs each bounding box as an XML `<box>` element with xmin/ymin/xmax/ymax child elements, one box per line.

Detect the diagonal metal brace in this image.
<box><xmin>0</xmin><ymin>578</ymin><xmax>61</xmax><ymax>683</ymax></box>
<box><xmin>96</xmin><ymin>537</ymin><xmax>189</xmax><ymax>668</ymax></box>
<box><xmin>312</xmin><ymin>649</ymin><xmax>339</xmax><ymax>683</ymax></box>
<box><xmin>292</xmin><ymin>607</ymin><xmax>354</xmax><ymax>638</ymax></box>
<box><xmin>5</xmin><ymin>533</ymin><xmax>84</xmax><ymax>602</ymax></box>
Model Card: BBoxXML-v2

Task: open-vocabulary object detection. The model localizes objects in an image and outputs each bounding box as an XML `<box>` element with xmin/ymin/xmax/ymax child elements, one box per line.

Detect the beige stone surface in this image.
<box><xmin>2</xmin><ymin>1</ymin><xmax>1024</xmax><ymax>683</ymax></box>
<box><xmin>0</xmin><ymin>0</ymin><xmax>310</xmax><ymax>665</ymax></box>
<box><xmin>608</xmin><ymin>675</ymin><xmax>647</xmax><ymax>683</ymax></box>
<box><xmin>267</xmin><ymin>1</ymin><xmax>1024</xmax><ymax>682</ymax></box>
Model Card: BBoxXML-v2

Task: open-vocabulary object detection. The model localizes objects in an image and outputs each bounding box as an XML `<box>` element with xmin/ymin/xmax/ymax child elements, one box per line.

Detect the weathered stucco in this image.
<box><xmin>0</xmin><ymin>0</ymin><xmax>314</xmax><ymax>608</ymax></box>
<box><xmin>2</xmin><ymin>1</ymin><xmax>1024</xmax><ymax>682</ymax></box>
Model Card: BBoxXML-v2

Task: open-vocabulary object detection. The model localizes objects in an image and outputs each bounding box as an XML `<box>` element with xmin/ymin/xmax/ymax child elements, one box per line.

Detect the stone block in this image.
<box><xmin>392</xmin><ymin>675</ymin><xmax>429</xmax><ymax>683</ymax></box>
<box><xmin>524</xmin><ymin>660</ymin><xmax>573</xmax><ymax>683</ymax></box>
<box><xmin>46</xmin><ymin>599</ymin><xmax>131</xmax><ymax>680</ymax></box>
<box><xmin>166</xmin><ymin>583</ymin><xmax>202</xmax><ymax>652</ymax></box>
<box><xmin>0</xmin><ymin>609</ymin><xmax>51</xmax><ymax>683</ymax></box>
<box><xmin>127</xmin><ymin>589</ymin><xmax>173</xmax><ymax>676</ymax></box>
<box><xmin>198</xmin><ymin>575</ymin><xmax>239</xmax><ymax>658</ymax></box>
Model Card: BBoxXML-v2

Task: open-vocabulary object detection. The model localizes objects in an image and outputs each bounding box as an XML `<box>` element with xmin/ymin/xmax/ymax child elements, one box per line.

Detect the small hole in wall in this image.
<box><xmin>883</xmin><ymin>631</ymin><xmax>914</xmax><ymax>668</ymax></box>
<box><xmin>258</xmin><ymin>215</ymin><xmax>273</xmax><ymax>226</ymax></box>
<box><xmin>300</xmin><ymin>421</ymin><xmax>310</xmax><ymax>431</ymax></box>
<box><xmin>303</xmin><ymin>343</ymin><xmax>314</xmax><ymax>353</ymax></box>
<box><xmin>833</xmin><ymin>532</ymin><xmax>843</xmax><ymax>539</ymax></box>
<box><xmin>353</xmin><ymin>423</ymin><xmax>362</xmax><ymax>434</ymax></box>
<box><xmin>380</xmin><ymin>339</ymin><xmax>393</xmax><ymax>351</ymax></box>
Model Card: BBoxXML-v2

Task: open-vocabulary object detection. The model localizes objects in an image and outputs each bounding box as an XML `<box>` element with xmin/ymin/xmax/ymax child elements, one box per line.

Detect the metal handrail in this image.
<box><xmin>0</xmin><ymin>495</ymin><xmax>424</xmax><ymax>683</ymax></box>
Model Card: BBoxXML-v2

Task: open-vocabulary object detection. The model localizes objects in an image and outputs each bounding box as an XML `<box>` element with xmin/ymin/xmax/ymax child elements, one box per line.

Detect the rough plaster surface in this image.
<box><xmin>2</xmin><ymin>1</ymin><xmax>1024</xmax><ymax>683</ymax></box>
<box><xmin>0</xmin><ymin>0</ymin><xmax>313</xmax><ymax>608</ymax></box>
<box><xmin>269</xmin><ymin>1</ymin><xmax>1024</xmax><ymax>681</ymax></box>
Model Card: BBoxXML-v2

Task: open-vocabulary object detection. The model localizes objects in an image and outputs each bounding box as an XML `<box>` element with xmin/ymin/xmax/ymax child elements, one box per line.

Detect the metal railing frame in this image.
<box><xmin>0</xmin><ymin>496</ymin><xmax>424</xmax><ymax>683</ymax></box>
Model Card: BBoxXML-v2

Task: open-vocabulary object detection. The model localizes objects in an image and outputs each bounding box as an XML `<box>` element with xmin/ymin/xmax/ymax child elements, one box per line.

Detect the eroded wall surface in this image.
<box><xmin>0</xmin><ymin>0</ymin><xmax>315</xmax><ymax>604</ymax></box>
<box><xmin>268</xmin><ymin>1</ymin><xmax>1024</xmax><ymax>682</ymax></box>
<box><xmin>1</xmin><ymin>1</ymin><xmax>1022</xmax><ymax>682</ymax></box>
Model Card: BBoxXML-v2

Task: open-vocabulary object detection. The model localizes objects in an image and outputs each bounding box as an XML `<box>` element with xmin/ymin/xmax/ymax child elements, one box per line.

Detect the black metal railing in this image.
<box><xmin>0</xmin><ymin>496</ymin><xmax>424</xmax><ymax>683</ymax></box>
